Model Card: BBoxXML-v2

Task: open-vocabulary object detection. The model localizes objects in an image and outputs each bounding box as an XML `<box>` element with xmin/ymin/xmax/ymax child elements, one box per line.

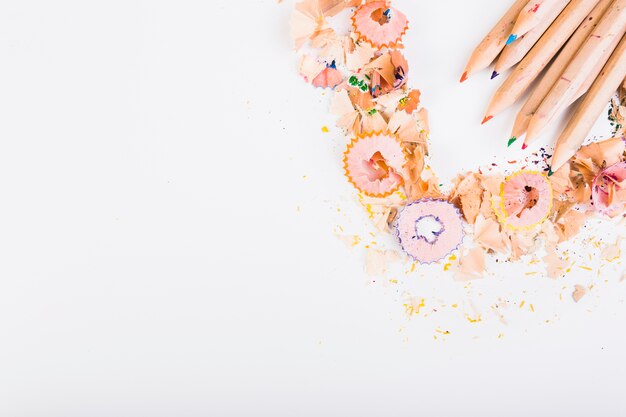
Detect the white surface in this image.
<box><xmin>0</xmin><ymin>0</ymin><xmax>624</xmax><ymax>415</ymax></box>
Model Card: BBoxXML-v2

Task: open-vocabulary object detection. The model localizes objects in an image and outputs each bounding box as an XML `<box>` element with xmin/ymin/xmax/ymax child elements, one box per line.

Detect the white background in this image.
<box><xmin>0</xmin><ymin>0</ymin><xmax>625</xmax><ymax>415</ymax></box>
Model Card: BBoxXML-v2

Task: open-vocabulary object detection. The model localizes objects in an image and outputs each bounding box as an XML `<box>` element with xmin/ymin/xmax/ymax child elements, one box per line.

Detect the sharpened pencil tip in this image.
<box><xmin>521</xmin><ymin>143</ymin><xmax>528</xmax><ymax>150</ymax></box>
<box><xmin>481</xmin><ymin>115</ymin><xmax>493</xmax><ymax>125</ymax></box>
<box><xmin>460</xmin><ymin>71</ymin><xmax>468</xmax><ymax>83</ymax></box>
<box><xmin>491</xmin><ymin>70</ymin><xmax>499</xmax><ymax>79</ymax></box>
<box><xmin>506</xmin><ymin>34</ymin><xmax>517</xmax><ymax>45</ymax></box>
<box><xmin>507</xmin><ymin>137</ymin><xmax>517</xmax><ymax>147</ymax></box>
<box><xmin>547</xmin><ymin>168</ymin><xmax>554</xmax><ymax>177</ymax></box>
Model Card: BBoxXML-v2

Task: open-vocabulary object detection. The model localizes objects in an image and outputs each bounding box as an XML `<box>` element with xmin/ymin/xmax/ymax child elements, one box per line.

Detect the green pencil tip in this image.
<box><xmin>547</xmin><ymin>168</ymin><xmax>553</xmax><ymax>177</ymax></box>
<box><xmin>507</xmin><ymin>136</ymin><xmax>517</xmax><ymax>147</ymax></box>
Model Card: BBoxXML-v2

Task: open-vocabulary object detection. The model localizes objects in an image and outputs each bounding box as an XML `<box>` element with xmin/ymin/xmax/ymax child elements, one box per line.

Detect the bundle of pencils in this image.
<box><xmin>461</xmin><ymin>0</ymin><xmax>626</xmax><ymax>174</ymax></box>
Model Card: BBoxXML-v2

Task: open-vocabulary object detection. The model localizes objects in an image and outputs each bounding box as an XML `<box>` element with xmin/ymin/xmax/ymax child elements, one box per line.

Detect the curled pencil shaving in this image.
<box><xmin>365</xmin><ymin>248</ymin><xmax>400</xmax><ymax>276</ymax></box>
<box><xmin>330</xmin><ymin>87</ymin><xmax>387</xmax><ymax>134</ymax></box>
<box><xmin>351</xmin><ymin>1</ymin><xmax>409</xmax><ymax>49</ymax></box>
<box><xmin>395</xmin><ymin>199</ymin><xmax>464</xmax><ymax>264</ymax></box>
<box><xmin>572</xmin><ymin>285</ymin><xmax>588</xmax><ymax>303</ymax></box>
<box><xmin>456</xmin><ymin>247</ymin><xmax>486</xmax><ymax>281</ymax></box>
<box><xmin>299</xmin><ymin>55</ymin><xmax>343</xmax><ymax>89</ymax></box>
<box><xmin>364</xmin><ymin>50</ymin><xmax>408</xmax><ymax>97</ymax></box>
<box><xmin>343</xmin><ymin>131</ymin><xmax>407</xmax><ymax>197</ymax></box>
<box><xmin>592</xmin><ymin>162</ymin><xmax>626</xmax><ymax>217</ymax></box>
<box><xmin>291</xmin><ymin>0</ymin><xmax>361</xmax><ymax>49</ymax></box>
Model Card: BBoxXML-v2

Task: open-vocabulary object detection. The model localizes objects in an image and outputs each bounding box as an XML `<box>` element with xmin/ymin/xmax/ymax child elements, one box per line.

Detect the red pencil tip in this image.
<box><xmin>481</xmin><ymin>115</ymin><xmax>493</xmax><ymax>125</ymax></box>
<box><xmin>460</xmin><ymin>71</ymin><xmax>468</xmax><ymax>83</ymax></box>
<box><xmin>521</xmin><ymin>143</ymin><xmax>528</xmax><ymax>150</ymax></box>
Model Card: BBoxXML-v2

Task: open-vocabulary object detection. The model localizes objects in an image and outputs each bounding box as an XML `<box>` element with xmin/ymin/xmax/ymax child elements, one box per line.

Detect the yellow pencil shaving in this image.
<box><xmin>466</xmin><ymin>314</ymin><xmax>482</xmax><ymax>323</ymax></box>
<box><xmin>395</xmin><ymin>191</ymin><xmax>407</xmax><ymax>200</ymax></box>
<box><xmin>404</xmin><ymin>298</ymin><xmax>425</xmax><ymax>316</ymax></box>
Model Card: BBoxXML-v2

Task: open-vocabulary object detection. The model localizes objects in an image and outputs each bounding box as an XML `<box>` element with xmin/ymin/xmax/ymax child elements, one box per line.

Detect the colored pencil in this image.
<box><xmin>525</xmin><ymin>0</ymin><xmax>626</xmax><ymax>143</ymax></box>
<box><xmin>574</xmin><ymin>31</ymin><xmax>622</xmax><ymax>94</ymax></box>
<box><xmin>513</xmin><ymin>0</ymin><xmax>612</xmax><ymax>147</ymax></box>
<box><xmin>485</xmin><ymin>0</ymin><xmax>599</xmax><ymax>120</ymax></box>
<box><xmin>461</xmin><ymin>0</ymin><xmax>529</xmax><ymax>82</ymax></box>
<box><xmin>550</xmin><ymin>35</ymin><xmax>626</xmax><ymax>172</ymax></box>
<box><xmin>492</xmin><ymin>0</ymin><xmax>569</xmax><ymax>79</ymax></box>
<box><xmin>507</xmin><ymin>0</ymin><xmax>567</xmax><ymax>43</ymax></box>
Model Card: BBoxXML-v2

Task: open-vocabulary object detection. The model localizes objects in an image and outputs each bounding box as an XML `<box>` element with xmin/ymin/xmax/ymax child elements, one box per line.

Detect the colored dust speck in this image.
<box><xmin>578</xmin><ymin>266</ymin><xmax>593</xmax><ymax>271</ymax></box>
<box><xmin>529</xmin><ymin>303</ymin><xmax>535</xmax><ymax>312</ymax></box>
<box><xmin>519</xmin><ymin>300</ymin><xmax>525</xmax><ymax>309</ymax></box>
<box><xmin>321</xmin><ymin>126</ymin><xmax>329</xmax><ymax>132</ymax></box>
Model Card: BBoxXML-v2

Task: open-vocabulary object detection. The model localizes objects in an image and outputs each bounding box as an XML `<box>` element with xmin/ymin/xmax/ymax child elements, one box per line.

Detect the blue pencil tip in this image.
<box><xmin>506</xmin><ymin>34</ymin><xmax>517</xmax><ymax>45</ymax></box>
<box><xmin>491</xmin><ymin>70</ymin><xmax>499</xmax><ymax>79</ymax></box>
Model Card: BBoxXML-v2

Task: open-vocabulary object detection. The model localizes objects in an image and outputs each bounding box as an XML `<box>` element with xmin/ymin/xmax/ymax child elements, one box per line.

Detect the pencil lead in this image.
<box><xmin>521</xmin><ymin>143</ymin><xmax>528</xmax><ymax>150</ymax></box>
<box><xmin>506</xmin><ymin>34</ymin><xmax>517</xmax><ymax>45</ymax></box>
<box><xmin>507</xmin><ymin>137</ymin><xmax>517</xmax><ymax>147</ymax></box>
<box><xmin>547</xmin><ymin>167</ymin><xmax>554</xmax><ymax>177</ymax></box>
<box><xmin>481</xmin><ymin>115</ymin><xmax>493</xmax><ymax>125</ymax></box>
<box><xmin>460</xmin><ymin>71</ymin><xmax>468</xmax><ymax>83</ymax></box>
<box><xmin>491</xmin><ymin>70</ymin><xmax>499</xmax><ymax>79</ymax></box>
